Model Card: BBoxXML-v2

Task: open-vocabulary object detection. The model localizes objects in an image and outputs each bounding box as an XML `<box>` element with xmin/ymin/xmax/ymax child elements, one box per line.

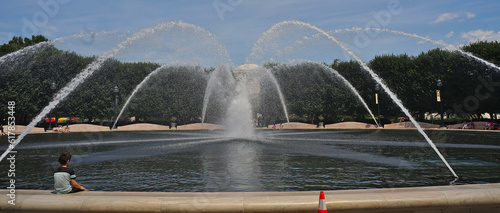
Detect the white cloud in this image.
<box><xmin>431</xmin><ymin>13</ymin><xmax>459</xmax><ymax>24</ymax></box>
<box><xmin>466</xmin><ymin>12</ymin><xmax>476</xmax><ymax>19</ymax></box>
<box><xmin>461</xmin><ymin>29</ymin><xmax>500</xmax><ymax>42</ymax></box>
<box><xmin>445</xmin><ymin>31</ymin><xmax>454</xmax><ymax>38</ymax></box>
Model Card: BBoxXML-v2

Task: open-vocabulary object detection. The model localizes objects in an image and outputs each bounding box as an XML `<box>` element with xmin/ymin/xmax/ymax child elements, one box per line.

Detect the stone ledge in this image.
<box><xmin>325</xmin><ymin>121</ymin><xmax>377</xmax><ymax>129</ymax></box>
<box><xmin>12</xmin><ymin>122</ymin><xmax>500</xmax><ymax>135</ymax></box>
<box><xmin>1</xmin><ymin>184</ymin><xmax>499</xmax><ymax>212</ymax></box>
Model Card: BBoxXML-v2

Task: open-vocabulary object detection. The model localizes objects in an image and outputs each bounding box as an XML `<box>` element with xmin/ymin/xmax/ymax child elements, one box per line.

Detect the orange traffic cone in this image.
<box><xmin>318</xmin><ymin>191</ymin><xmax>327</xmax><ymax>213</ymax></box>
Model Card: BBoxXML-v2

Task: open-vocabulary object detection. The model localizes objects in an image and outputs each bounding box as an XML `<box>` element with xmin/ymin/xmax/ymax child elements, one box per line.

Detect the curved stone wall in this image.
<box><xmin>1</xmin><ymin>183</ymin><xmax>499</xmax><ymax>212</ymax></box>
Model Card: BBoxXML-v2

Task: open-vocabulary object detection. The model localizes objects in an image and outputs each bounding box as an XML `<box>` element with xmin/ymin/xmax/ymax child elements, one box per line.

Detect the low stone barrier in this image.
<box><xmin>117</xmin><ymin>123</ymin><xmax>170</xmax><ymax>131</ymax></box>
<box><xmin>268</xmin><ymin>122</ymin><xmax>317</xmax><ymax>129</ymax></box>
<box><xmin>12</xmin><ymin>122</ymin><xmax>500</xmax><ymax>135</ymax></box>
<box><xmin>1</xmin><ymin>183</ymin><xmax>499</xmax><ymax>212</ymax></box>
<box><xmin>176</xmin><ymin>123</ymin><xmax>225</xmax><ymax>130</ymax></box>
<box><xmin>448</xmin><ymin>121</ymin><xmax>488</xmax><ymax>130</ymax></box>
<box><xmin>325</xmin><ymin>121</ymin><xmax>377</xmax><ymax>129</ymax></box>
<box><xmin>384</xmin><ymin>121</ymin><xmax>439</xmax><ymax>129</ymax></box>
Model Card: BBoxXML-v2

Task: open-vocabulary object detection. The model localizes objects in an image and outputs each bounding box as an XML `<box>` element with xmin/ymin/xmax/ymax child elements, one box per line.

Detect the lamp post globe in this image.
<box><xmin>112</xmin><ymin>86</ymin><xmax>119</xmax><ymax>129</ymax></box>
<box><xmin>437</xmin><ymin>79</ymin><xmax>444</xmax><ymax>128</ymax></box>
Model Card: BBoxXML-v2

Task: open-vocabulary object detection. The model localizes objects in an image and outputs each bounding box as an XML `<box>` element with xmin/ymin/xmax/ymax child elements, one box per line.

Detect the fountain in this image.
<box><xmin>247</xmin><ymin>20</ymin><xmax>457</xmax><ymax>178</ymax></box>
<box><xmin>0</xmin><ymin>21</ymin><xmax>230</xmax><ymax>161</ymax></box>
<box><xmin>201</xmin><ymin>63</ymin><xmax>236</xmax><ymax>126</ymax></box>
<box><xmin>3</xmin><ymin>20</ymin><xmax>500</xmax><ymax>195</ymax></box>
<box><xmin>201</xmin><ymin>63</ymin><xmax>291</xmax><ymax>129</ymax></box>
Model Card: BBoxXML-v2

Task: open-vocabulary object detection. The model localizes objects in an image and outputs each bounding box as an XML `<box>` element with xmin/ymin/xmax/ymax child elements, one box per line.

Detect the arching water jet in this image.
<box><xmin>0</xmin><ymin>21</ymin><xmax>230</xmax><ymax>162</ymax></box>
<box><xmin>306</xmin><ymin>61</ymin><xmax>379</xmax><ymax>127</ymax></box>
<box><xmin>248</xmin><ymin>20</ymin><xmax>458</xmax><ymax>178</ymax></box>
<box><xmin>112</xmin><ymin>63</ymin><xmax>203</xmax><ymax>129</ymax></box>
<box><xmin>258</xmin><ymin>65</ymin><xmax>291</xmax><ymax>125</ymax></box>
<box><xmin>201</xmin><ymin>63</ymin><xmax>236</xmax><ymax>125</ymax></box>
<box><xmin>0</xmin><ymin>31</ymin><xmax>118</xmax><ymax>66</ymax></box>
<box><xmin>331</xmin><ymin>27</ymin><xmax>500</xmax><ymax>73</ymax></box>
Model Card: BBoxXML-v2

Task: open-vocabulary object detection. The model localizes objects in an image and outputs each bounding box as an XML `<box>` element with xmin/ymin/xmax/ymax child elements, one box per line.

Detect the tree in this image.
<box><xmin>2</xmin><ymin>37</ymin><xmax>498</xmax><ymax>126</ymax></box>
<box><xmin>0</xmin><ymin>45</ymin><xmax>94</xmax><ymax>124</ymax></box>
<box><xmin>333</xmin><ymin>60</ymin><xmax>382</xmax><ymax>122</ymax></box>
<box><xmin>462</xmin><ymin>41</ymin><xmax>500</xmax><ymax>66</ymax></box>
<box><xmin>0</xmin><ymin>35</ymin><xmax>48</xmax><ymax>57</ymax></box>
<box><xmin>263</xmin><ymin>63</ymin><xmax>361</xmax><ymax>124</ymax></box>
<box><xmin>128</xmin><ymin>66</ymin><xmax>207</xmax><ymax>125</ymax></box>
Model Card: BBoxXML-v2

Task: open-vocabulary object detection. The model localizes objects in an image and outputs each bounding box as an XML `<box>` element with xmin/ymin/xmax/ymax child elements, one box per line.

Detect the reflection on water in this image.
<box><xmin>201</xmin><ymin>141</ymin><xmax>262</xmax><ymax>191</ymax></box>
<box><xmin>0</xmin><ymin>130</ymin><xmax>499</xmax><ymax>192</ymax></box>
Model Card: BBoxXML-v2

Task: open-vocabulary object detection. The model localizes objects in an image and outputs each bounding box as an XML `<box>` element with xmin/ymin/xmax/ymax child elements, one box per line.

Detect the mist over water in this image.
<box><xmin>224</xmin><ymin>84</ymin><xmax>255</xmax><ymax>138</ymax></box>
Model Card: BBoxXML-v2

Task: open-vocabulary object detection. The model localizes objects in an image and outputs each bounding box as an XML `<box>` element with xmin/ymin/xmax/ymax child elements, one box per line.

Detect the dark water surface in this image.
<box><xmin>1</xmin><ymin>129</ymin><xmax>499</xmax><ymax>192</ymax></box>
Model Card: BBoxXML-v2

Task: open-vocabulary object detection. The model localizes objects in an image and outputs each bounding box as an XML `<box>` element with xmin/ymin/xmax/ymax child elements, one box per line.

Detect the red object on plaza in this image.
<box><xmin>45</xmin><ymin>117</ymin><xmax>79</xmax><ymax>123</ymax></box>
<box><xmin>318</xmin><ymin>191</ymin><xmax>327</xmax><ymax>213</ymax></box>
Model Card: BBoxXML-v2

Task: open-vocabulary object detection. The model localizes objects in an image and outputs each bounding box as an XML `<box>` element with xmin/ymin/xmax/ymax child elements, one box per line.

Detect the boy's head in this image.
<box><xmin>58</xmin><ymin>152</ymin><xmax>72</xmax><ymax>165</ymax></box>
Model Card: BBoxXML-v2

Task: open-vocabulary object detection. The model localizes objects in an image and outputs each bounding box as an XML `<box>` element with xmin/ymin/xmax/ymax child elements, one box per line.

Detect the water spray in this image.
<box><xmin>249</xmin><ymin>20</ymin><xmax>458</xmax><ymax>178</ymax></box>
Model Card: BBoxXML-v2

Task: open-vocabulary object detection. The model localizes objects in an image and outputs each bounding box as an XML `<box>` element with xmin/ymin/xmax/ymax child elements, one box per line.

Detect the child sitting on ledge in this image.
<box><xmin>54</xmin><ymin>152</ymin><xmax>86</xmax><ymax>194</ymax></box>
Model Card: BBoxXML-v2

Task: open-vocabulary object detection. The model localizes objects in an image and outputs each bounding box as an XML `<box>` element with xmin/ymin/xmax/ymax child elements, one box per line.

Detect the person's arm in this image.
<box><xmin>70</xmin><ymin>179</ymin><xmax>86</xmax><ymax>191</ymax></box>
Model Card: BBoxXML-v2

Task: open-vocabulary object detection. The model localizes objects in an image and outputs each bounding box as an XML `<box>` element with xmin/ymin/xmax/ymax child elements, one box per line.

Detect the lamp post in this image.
<box><xmin>375</xmin><ymin>83</ymin><xmax>382</xmax><ymax>128</ymax></box>
<box><xmin>436</xmin><ymin>79</ymin><xmax>444</xmax><ymax>128</ymax></box>
<box><xmin>47</xmin><ymin>82</ymin><xmax>56</xmax><ymax>130</ymax></box>
<box><xmin>112</xmin><ymin>85</ymin><xmax>119</xmax><ymax>129</ymax></box>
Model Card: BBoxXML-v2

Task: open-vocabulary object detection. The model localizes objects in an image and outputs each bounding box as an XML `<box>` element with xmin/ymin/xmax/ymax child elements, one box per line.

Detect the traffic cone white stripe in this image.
<box><xmin>318</xmin><ymin>191</ymin><xmax>327</xmax><ymax>213</ymax></box>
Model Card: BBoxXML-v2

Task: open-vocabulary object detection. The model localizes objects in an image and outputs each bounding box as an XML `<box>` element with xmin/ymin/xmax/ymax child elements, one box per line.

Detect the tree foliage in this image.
<box><xmin>1</xmin><ymin>37</ymin><xmax>498</xmax><ymax>126</ymax></box>
<box><xmin>0</xmin><ymin>35</ymin><xmax>48</xmax><ymax>57</ymax></box>
<box><xmin>368</xmin><ymin>47</ymin><xmax>499</xmax><ymax>120</ymax></box>
<box><xmin>462</xmin><ymin>40</ymin><xmax>500</xmax><ymax>66</ymax></box>
<box><xmin>127</xmin><ymin>66</ymin><xmax>207</xmax><ymax>125</ymax></box>
<box><xmin>261</xmin><ymin>63</ymin><xmax>362</xmax><ymax>125</ymax></box>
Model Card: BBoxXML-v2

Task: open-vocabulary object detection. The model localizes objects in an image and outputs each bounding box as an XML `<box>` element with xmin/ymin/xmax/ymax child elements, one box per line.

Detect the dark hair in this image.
<box><xmin>58</xmin><ymin>152</ymin><xmax>72</xmax><ymax>165</ymax></box>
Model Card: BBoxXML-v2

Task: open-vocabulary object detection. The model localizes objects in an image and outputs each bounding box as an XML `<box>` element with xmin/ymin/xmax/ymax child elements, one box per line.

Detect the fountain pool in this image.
<box><xmin>1</xmin><ymin>129</ymin><xmax>498</xmax><ymax>192</ymax></box>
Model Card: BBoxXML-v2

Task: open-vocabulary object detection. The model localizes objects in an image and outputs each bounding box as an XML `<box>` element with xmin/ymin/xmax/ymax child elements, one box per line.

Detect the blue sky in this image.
<box><xmin>1</xmin><ymin>0</ymin><xmax>500</xmax><ymax>66</ymax></box>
